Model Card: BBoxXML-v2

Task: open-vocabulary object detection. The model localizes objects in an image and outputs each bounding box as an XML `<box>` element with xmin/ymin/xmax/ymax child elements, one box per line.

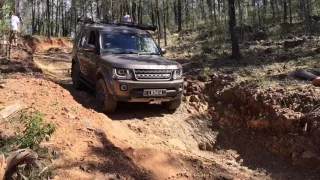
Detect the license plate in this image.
<box><xmin>143</xmin><ymin>89</ymin><xmax>167</xmax><ymax>96</ymax></box>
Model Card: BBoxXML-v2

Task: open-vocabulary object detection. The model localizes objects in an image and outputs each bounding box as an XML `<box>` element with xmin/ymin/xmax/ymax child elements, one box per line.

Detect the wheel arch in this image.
<box><xmin>96</xmin><ymin>67</ymin><xmax>115</xmax><ymax>95</ymax></box>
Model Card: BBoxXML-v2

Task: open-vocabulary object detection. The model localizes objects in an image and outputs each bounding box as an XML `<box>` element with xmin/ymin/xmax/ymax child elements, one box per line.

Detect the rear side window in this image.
<box><xmin>79</xmin><ymin>30</ymin><xmax>96</xmax><ymax>48</ymax></box>
<box><xmin>79</xmin><ymin>30</ymin><xmax>89</xmax><ymax>48</ymax></box>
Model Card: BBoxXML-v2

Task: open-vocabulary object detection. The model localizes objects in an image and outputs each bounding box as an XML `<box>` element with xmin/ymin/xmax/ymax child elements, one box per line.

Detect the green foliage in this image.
<box><xmin>0</xmin><ymin>3</ymin><xmax>12</xmax><ymax>33</ymax></box>
<box><xmin>18</xmin><ymin>106</ymin><xmax>56</xmax><ymax>149</ymax></box>
<box><xmin>0</xmin><ymin>106</ymin><xmax>57</xmax><ymax>153</ymax></box>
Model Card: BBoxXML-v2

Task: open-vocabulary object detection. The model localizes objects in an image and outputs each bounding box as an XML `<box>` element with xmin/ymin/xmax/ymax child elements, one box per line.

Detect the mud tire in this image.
<box><xmin>95</xmin><ymin>79</ymin><xmax>117</xmax><ymax>113</ymax></box>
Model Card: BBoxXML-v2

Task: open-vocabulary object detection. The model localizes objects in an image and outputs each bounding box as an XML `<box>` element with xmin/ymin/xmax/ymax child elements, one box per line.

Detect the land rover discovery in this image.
<box><xmin>71</xmin><ymin>20</ymin><xmax>184</xmax><ymax>113</ymax></box>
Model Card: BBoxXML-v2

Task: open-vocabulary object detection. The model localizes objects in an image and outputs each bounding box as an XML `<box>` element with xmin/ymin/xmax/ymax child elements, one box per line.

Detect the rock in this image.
<box><xmin>67</xmin><ymin>113</ymin><xmax>76</xmax><ymax>120</ymax></box>
<box><xmin>190</xmin><ymin>95</ymin><xmax>200</xmax><ymax>103</ymax></box>
<box><xmin>198</xmin><ymin>143</ymin><xmax>206</xmax><ymax>150</ymax></box>
<box><xmin>80</xmin><ymin>164</ymin><xmax>93</xmax><ymax>173</ymax></box>
<box><xmin>0</xmin><ymin>84</ymin><xmax>5</xmax><ymax>89</ymax></box>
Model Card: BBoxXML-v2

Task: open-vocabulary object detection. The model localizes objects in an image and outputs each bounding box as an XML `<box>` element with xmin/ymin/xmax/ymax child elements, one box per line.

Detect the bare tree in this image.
<box><xmin>228</xmin><ymin>0</ymin><xmax>240</xmax><ymax>60</ymax></box>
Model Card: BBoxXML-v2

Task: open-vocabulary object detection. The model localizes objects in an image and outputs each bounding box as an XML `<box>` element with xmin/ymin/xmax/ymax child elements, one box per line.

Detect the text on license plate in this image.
<box><xmin>143</xmin><ymin>89</ymin><xmax>167</xmax><ymax>96</ymax></box>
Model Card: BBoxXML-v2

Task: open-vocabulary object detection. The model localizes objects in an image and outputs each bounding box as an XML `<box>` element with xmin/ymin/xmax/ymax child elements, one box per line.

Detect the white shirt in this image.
<box><xmin>123</xmin><ymin>15</ymin><xmax>131</xmax><ymax>22</ymax></box>
<box><xmin>10</xmin><ymin>15</ymin><xmax>20</xmax><ymax>31</ymax></box>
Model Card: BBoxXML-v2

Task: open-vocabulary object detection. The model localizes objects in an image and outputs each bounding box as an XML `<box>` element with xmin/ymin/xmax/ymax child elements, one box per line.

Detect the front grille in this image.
<box><xmin>134</xmin><ymin>69</ymin><xmax>173</xmax><ymax>81</ymax></box>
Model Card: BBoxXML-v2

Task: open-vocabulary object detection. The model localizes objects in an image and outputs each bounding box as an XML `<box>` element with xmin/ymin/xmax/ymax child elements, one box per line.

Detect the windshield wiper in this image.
<box><xmin>111</xmin><ymin>50</ymin><xmax>139</xmax><ymax>54</ymax></box>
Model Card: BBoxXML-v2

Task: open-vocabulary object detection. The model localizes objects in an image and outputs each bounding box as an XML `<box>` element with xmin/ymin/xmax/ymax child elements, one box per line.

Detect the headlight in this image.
<box><xmin>116</xmin><ymin>69</ymin><xmax>126</xmax><ymax>76</ymax></box>
<box><xmin>113</xmin><ymin>69</ymin><xmax>133</xmax><ymax>80</ymax></box>
<box><xmin>173</xmin><ymin>69</ymin><xmax>183</xmax><ymax>80</ymax></box>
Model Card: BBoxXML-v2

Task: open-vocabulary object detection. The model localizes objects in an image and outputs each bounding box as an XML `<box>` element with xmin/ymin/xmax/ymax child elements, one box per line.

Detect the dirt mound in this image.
<box><xmin>0</xmin><ymin>48</ymin><xmax>41</xmax><ymax>74</ymax></box>
<box><xmin>21</xmin><ymin>35</ymin><xmax>72</xmax><ymax>52</ymax></box>
<box><xmin>208</xmin><ymin>72</ymin><xmax>320</xmax><ymax>168</ymax></box>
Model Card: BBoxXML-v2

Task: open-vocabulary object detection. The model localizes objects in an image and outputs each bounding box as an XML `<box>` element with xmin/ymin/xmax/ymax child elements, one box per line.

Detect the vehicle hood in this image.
<box><xmin>100</xmin><ymin>54</ymin><xmax>182</xmax><ymax>69</ymax></box>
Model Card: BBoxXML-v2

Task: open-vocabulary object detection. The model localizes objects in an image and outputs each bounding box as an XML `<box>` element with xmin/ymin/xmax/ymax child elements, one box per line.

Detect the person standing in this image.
<box><xmin>9</xmin><ymin>11</ymin><xmax>20</xmax><ymax>47</ymax></box>
<box><xmin>16</xmin><ymin>12</ymin><xmax>23</xmax><ymax>35</ymax></box>
<box><xmin>122</xmin><ymin>12</ymin><xmax>132</xmax><ymax>23</ymax></box>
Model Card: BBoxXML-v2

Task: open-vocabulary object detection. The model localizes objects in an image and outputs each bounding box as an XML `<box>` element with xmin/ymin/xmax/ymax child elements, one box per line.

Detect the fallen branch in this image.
<box><xmin>0</xmin><ymin>149</ymin><xmax>38</xmax><ymax>180</ymax></box>
<box><xmin>0</xmin><ymin>152</ymin><xmax>6</xmax><ymax>180</ymax></box>
<box><xmin>0</xmin><ymin>102</ymin><xmax>21</xmax><ymax>124</ymax></box>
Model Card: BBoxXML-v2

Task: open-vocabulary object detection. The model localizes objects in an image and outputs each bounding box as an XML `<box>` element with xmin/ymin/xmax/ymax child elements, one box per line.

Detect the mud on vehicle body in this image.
<box><xmin>71</xmin><ymin>20</ymin><xmax>184</xmax><ymax>113</ymax></box>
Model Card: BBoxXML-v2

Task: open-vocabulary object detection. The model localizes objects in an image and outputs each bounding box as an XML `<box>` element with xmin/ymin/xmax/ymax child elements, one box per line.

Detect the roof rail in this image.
<box><xmin>77</xmin><ymin>17</ymin><xmax>158</xmax><ymax>31</ymax></box>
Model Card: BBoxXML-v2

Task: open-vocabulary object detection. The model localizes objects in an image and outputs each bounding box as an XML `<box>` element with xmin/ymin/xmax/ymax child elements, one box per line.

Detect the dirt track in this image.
<box><xmin>1</xmin><ymin>41</ymin><xmax>319</xmax><ymax>179</ymax></box>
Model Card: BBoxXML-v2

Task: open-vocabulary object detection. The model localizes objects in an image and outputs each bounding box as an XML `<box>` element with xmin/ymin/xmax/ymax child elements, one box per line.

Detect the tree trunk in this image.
<box><xmin>55</xmin><ymin>0</ymin><xmax>59</xmax><ymax>36</ymax></box>
<box><xmin>213</xmin><ymin>0</ymin><xmax>217</xmax><ymax>25</ymax></box>
<box><xmin>271</xmin><ymin>0</ymin><xmax>275</xmax><ymax>26</ymax></box>
<box><xmin>46</xmin><ymin>0</ymin><xmax>50</xmax><ymax>37</ymax></box>
<box><xmin>156</xmin><ymin>0</ymin><xmax>161</xmax><ymax>46</ymax></box>
<box><xmin>238</xmin><ymin>0</ymin><xmax>243</xmax><ymax>31</ymax></box>
<box><xmin>163</xmin><ymin>0</ymin><xmax>167</xmax><ymax>46</ymax></box>
<box><xmin>177</xmin><ymin>0</ymin><xmax>182</xmax><ymax>32</ymax></box>
<box><xmin>132</xmin><ymin>1</ymin><xmax>137</xmax><ymax>22</ymax></box>
<box><xmin>185</xmin><ymin>0</ymin><xmax>189</xmax><ymax>28</ymax></box>
<box><xmin>257</xmin><ymin>1</ymin><xmax>262</xmax><ymax>28</ymax></box>
<box><xmin>301</xmin><ymin>0</ymin><xmax>311</xmax><ymax>34</ymax></box>
<box><xmin>138</xmin><ymin>0</ymin><xmax>142</xmax><ymax>24</ymax></box>
<box><xmin>31</xmin><ymin>0</ymin><xmax>35</xmax><ymax>34</ymax></box>
<box><xmin>207</xmin><ymin>0</ymin><xmax>213</xmax><ymax>25</ymax></box>
<box><xmin>96</xmin><ymin>0</ymin><xmax>100</xmax><ymax>18</ymax></box>
<box><xmin>283</xmin><ymin>0</ymin><xmax>288</xmax><ymax>23</ymax></box>
<box><xmin>289</xmin><ymin>0</ymin><xmax>292</xmax><ymax>24</ymax></box>
<box><xmin>228</xmin><ymin>0</ymin><xmax>240</xmax><ymax>60</ymax></box>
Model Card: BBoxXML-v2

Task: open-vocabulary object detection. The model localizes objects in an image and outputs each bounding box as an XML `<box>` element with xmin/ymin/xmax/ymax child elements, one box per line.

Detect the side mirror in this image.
<box><xmin>161</xmin><ymin>48</ymin><xmax>167</xmax><ymax>54</ymax></box>
<box><xmin>83</xmin><ymin>44</ymin><xmax>95</xmax><ymax>52</ymax></box>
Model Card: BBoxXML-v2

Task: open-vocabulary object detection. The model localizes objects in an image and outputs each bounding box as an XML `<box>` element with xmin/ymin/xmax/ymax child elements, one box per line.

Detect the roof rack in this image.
<box><xmin>77</xmin><ymin>17</ymin><xmax>158</xmax><ymax>31</ymax></box>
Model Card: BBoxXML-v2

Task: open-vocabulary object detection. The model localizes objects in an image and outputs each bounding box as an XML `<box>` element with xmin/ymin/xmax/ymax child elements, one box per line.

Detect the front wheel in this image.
<box><xmin>162</xmin><ymin>97</ymin><xmax>182</xmax><ymax>111</ymax></box>
<box><xmin>95</xmin><ymin>79</ymin><xmax>117</xmax><ymax>113</ymax></box>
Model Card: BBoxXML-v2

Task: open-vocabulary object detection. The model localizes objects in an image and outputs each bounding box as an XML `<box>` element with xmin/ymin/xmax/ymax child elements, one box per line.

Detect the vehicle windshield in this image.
<box><xmin>100</xmin><ymin>32</ymin><xmax>160</xmax><ymax>55</ymax></box>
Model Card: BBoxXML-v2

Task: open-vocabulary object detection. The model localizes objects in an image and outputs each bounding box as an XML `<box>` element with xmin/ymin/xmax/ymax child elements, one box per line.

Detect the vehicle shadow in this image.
<box><xmin>51</xmin><ymin>129</ymin><xmax>153</xmax><ymax>179</ymax></box>
<box><xmin>59</xmin><ymin>82</ymin><xmax>175</xmax><ymax>121</ymax></box>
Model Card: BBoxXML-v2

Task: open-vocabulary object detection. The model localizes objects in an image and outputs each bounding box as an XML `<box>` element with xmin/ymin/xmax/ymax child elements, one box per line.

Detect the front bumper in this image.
<box><xmin>111</xmin><ymin>79</ymin><xmax>184</xmax><ymax>102</ymax></box>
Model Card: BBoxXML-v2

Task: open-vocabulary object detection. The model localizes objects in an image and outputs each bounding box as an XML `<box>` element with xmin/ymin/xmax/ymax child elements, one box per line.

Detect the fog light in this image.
<box><xmin>120</xmin><ymin>84</ymin><xmax>128</xmax><ymax>91</ymax></box>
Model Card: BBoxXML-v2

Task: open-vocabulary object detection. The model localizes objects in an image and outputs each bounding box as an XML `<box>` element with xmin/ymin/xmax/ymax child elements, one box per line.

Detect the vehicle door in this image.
<box><xmin>77</xmin><ymin>29</ymin><xmax>91</xmax><ymax>79</ymax></box>
<box><xmin>85</xmin><ymin>30</ymin><xmax>99</xmax><ymax>84</ymax></box>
